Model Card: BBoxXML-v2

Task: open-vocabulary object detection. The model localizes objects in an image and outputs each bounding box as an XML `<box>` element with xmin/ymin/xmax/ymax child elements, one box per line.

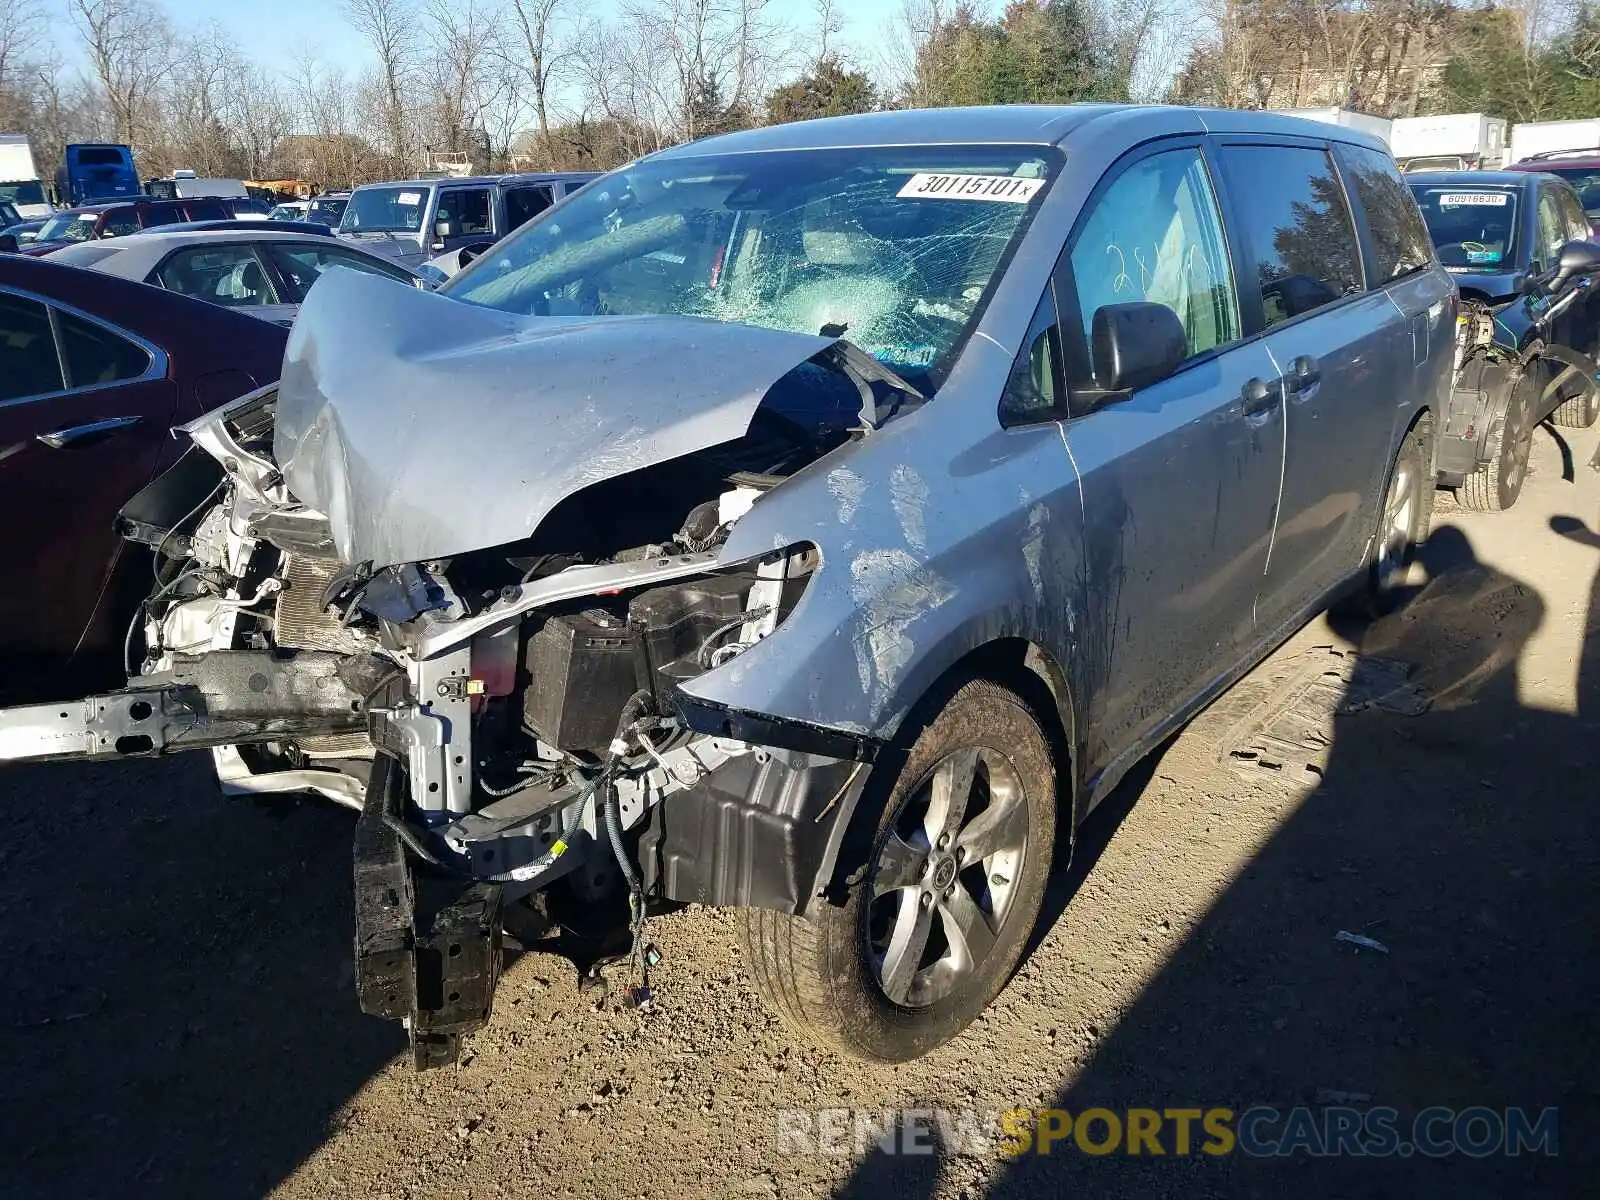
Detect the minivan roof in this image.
<box><xmin>647</xmin><ymin>104</ymin><xmax>1390</xmax><ymax>159</ymax></box>
<box><xmin>351</xmin><ymin>172</ymin><xmax>598</xmax><ymax>190</ymax></box>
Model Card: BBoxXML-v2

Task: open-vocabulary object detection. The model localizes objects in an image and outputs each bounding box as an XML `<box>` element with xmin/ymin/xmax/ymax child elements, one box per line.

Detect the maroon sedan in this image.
<box><xmin>0</xmin><ymin>254</ymin><xmax>286</xmax><ymax>701</ymax></box>
<box><xmin>16</xmin><ymin>197</ymin><xmax>234</xmax><ymax>256</ymax></box>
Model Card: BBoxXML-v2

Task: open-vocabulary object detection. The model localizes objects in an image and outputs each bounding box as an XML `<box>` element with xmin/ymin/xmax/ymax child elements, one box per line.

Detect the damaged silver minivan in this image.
<box><xmin>0</xmin><ymin>106</ymin><xmax>1454</xmax><ymax>1067</ymax></box>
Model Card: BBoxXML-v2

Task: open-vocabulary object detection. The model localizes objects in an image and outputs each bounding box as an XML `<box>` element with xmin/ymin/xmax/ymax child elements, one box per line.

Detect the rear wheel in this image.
<box><xmin>1339</xmin><ymin>416</ymin><xmax>1434</xmax><ymax>618</ymax></box>
<box><xmin>741</xmin><ymin>678</ymin><xmax>1056</xmax><ymax>1062</ymax></box>
<box><xmin>1550</xmin><ymin>366</ymin><xmax>1600</xmax><ymax>429</ymax></box>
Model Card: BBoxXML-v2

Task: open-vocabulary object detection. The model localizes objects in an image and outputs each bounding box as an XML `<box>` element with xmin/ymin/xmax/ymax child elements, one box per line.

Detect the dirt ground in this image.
<box><xmin>4</xmin><ymin>420</ymin><xmax>1598</xmax><ymax>1200</ymax></box>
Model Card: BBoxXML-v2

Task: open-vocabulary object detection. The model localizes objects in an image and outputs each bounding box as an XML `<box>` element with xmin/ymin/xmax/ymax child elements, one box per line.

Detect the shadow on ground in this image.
<box><xmin>0</xmin><ymin>758</ymin><xmax>403</xmax><ymax>1196</ymax></box>
<box><xmin>835</xmin><ymin>513</ymin><xmax>1600</xmax><ymax>1199</ymax></box>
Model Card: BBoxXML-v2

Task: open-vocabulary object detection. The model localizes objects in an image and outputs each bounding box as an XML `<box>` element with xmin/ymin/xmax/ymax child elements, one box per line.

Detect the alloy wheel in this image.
<box><xmin>1374</xmin><ymin>457</ymin><xmax>1418</xmax><ymax>593</ymax></box>
<box><xmin>864</xmin><ymin>746</ymin><xmax>1030</xmax><ymax>1008</ymax></box>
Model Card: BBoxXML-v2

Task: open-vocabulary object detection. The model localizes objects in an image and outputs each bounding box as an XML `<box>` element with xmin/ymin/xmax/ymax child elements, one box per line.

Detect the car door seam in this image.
<box><xmin>1260</xmin><ymin>342</ymin><xmax>1288</xmax><ymax>578</ymax></box>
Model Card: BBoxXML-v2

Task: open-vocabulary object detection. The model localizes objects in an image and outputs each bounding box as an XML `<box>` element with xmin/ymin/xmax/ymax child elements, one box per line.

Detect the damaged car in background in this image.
<box><xmin>0</xmin><ymin>106</ymin><xmax>1455</xmax><ymax>1068</ymax></box>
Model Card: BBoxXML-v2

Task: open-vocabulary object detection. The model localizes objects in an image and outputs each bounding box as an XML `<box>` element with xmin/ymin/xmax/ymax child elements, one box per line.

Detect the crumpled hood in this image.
<box><xmin>274</xmin><ymin>269</ymin><xmax>838</xmax><ymax>569</ymax></box>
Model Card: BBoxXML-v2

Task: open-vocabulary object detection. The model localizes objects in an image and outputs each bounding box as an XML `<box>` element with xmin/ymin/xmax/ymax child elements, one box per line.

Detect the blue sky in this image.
<box><xmin>152</xmin><ymin>0</ymin><xmax>907</xmax><ymax>78</ymax></box>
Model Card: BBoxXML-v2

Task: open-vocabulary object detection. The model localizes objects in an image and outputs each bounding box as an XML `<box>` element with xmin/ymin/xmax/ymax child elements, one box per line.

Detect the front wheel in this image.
<box><xmin>1459</xmin><ymin>373</ymin><xmax>1534</xmax><ymax>512</ymax></box>
<box><xmin>741</xmin><ymin>678</ymin><xmax>1056</xmax><ymax>1062</ymax></box>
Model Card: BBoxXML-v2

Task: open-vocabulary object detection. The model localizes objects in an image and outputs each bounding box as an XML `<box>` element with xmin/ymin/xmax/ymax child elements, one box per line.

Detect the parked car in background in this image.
<box><xmin>223</xmin><ymin>196</ymin><xmax>274</xmax><ymax>220</ymax></box>
<box><xmin>338</xmin><ymin>172</ymin><xmax>595</xmax><ymax>269</ymax></box>
<box><xmin>0</xmin><ymin>219</ymin><xmax>45</xmax><ymax>252</ymax></box>
<box><xmin>0</xmin><ymin>198</ymin><xmax>20</xmax><ymax>234</ymax></box>
<box><xmin>1409</xmin><ymin>169</ymin><xmax>1600</xmax><ymax>509</ymax></box>
<box><xmin>136</xmin><ymin>219</ymin><xmax>335</xmax><ymax>237</ymax></box>
<box><xmin>0</xmin><ymin>106</ymin><xmax>1455</xmax><ymax>1069</ymax></box>
<box><xmin>268</xmin><ymin>200</ymin><xmax>311</xmax><ymax>221</ymax></box>
<box><xmin>1503</xmin><ymin>150</ymin><xmax>1600</xmax><ymax>233</ymax></box>
<box><xmin>22</xmin><ymin>198</ymin><xmax>234</xmax><ymax>255</ymax></box>
<box><xmin>50</xmin><ymin>228</ymin><xmax>424</xmax><ymax>326</ymax></box>
<box><xmin>306</xmin><ymin>192</ymin><xmax>350</xmax><ymax>227</ymax></box>
<box><xmin>0</xmin><ymin>254</ymin><xmax>287</xmax><ymax>703</ymax></box>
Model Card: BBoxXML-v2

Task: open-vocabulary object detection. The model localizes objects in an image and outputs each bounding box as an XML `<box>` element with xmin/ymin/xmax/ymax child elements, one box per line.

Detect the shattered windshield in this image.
<box><xmin>444</xmin><ymin>144</ymin><xmax>1056</xmax><ymax>389</ymax></box>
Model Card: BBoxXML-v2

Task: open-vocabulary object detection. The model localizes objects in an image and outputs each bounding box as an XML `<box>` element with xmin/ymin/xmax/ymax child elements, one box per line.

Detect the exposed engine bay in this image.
<box><xmin>0</xmin><ymin>317</ymin><xmax>916</xmax><ymax>1066</ymax></box>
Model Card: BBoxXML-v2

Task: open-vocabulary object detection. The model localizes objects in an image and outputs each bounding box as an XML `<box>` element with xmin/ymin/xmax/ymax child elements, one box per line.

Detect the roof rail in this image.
<box><xmin>1524</xmin><ymin>146</ymin><xmax>1600</xmax><ymax>161</ymax></box>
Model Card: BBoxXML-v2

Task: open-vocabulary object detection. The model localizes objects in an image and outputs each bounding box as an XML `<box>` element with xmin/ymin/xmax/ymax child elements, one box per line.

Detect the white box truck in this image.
<box><xmin>1271</xmin><ymin>107</ymin><xmax>1394</xmax><ymax>146</ymax></box>
<box><xmin>1391</xmin><ymin>113</ymin><xmax>1507</xmax><ymax>171</ymax></box>
<box><xmin>1509</xmin><ymin>118</ymin><xmax>1600</xmax><ymax>165</ymax></box>
<box><xmin>0</xmin><ymin>133</ymin><xmax>52</xmax><ymax>219</ymax></box>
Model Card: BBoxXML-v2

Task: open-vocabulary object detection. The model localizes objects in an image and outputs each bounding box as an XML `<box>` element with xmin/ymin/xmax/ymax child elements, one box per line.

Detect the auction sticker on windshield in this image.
<box><xmin>398</xmin><ymin>191</ymin><xmax>422</xmax><ymax>205</ymax></box>
<box><xmin>897</xmin><ymin>173</ymin><xmax>1044</xmax><ymax>203</ymax></box>
<box><xmin>1438</xmin><ymin>192</ymin><xmax>1508</xmax><ymax>207</ymax></box>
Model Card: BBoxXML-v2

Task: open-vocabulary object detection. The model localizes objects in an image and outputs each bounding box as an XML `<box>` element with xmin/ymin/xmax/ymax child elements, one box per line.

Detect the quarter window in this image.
<box><xmin>57</xmin><ymin>311</ymin><xmax>150</xmax><ymax>388</ymax></box>
<box><xmin>1336</xmin><ymin>144</ymin><xmax>1432</xmax><ymax>282</ymax></box>
<box><xmin>0</xmin><ymin>292</ymin><xmax>65</xmax><ymax>400</ymax></box>
<box><xmin>1070</xmin><ymin>146</ymin><xmax>1239</xmax><ymax>359</ymax></box>
<box><xmin>999</xmin><ymin>290</ymin><xmax>1064</xmax><ymax>427</ymax></box>
<box><xmin>1218</xmin><ymin>145</ymin><xmax>1362</xmax><ymax>327</ymax></box>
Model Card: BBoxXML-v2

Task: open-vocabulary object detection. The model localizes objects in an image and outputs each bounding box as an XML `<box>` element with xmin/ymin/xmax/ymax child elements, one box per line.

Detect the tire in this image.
<box><xmin>1460</xmin><ymin>372</ymin><xmax>1534</xmax><ymax>512</ymax></box>
<box><xmin>1550</xmin><ymin>371</ymin><xmax>1600</xmax><ymax>429</ymax></box>
<box><xmin>741</xmin><ymin>677</ymin><xmax>1056</xmax><ymax>1062</ymax></box>
<box><xmin>1338</xmin><ymin>415</ymin><xmax>1435</xmax><ymax>619</ymax></box>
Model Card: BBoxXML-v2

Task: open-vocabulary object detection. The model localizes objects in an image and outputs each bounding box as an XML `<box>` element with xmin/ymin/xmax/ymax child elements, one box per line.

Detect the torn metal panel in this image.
<box><xmin>273</xmin><ymin>270</ymin><xmax>845</xmax><ymax>569</ymax></box>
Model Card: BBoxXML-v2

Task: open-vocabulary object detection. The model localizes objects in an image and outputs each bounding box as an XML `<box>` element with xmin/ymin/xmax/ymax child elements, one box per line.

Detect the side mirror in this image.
<box><xmin>1554</xmin><ymin>239</ymin><xmax>1600</xmax><ymax>285</ymax></box>
<box><xmin>1090</xmin><ymin>301</ymin><xmax>1187</xmax><ymax>395</ymax></box>
<box><xmin>434</xmin><ymin>218</ymin><xmax>453</xmax><ymax>238</ymax></box>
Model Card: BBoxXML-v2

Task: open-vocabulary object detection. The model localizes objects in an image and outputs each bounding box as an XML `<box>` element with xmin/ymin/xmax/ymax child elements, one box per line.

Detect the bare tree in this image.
<box><xmin>423</xmin><ymin>0</ymin><xmax>502</xmax><ymax>167</ymax></box>
<box><xmin>344</xmin><ymin>0</ymin><xmax>418</xmax><ymax>167</ymax></box>
<box><xmin>504</xmin><ymin>0</ymin><xmax>573</xmax><ymax>154</ymax></box>
<box><xmin>813</xmin><ymin>0</ymin><xmax>843</xmax><ymax>65</ymax></box>
<box><xmin>66</xmin><ymin>0</ymin><xmax>175</xmax><ymax>148</ymax></box>
<box><xmin>0</xmin><ymin>0</ymin><xmax>44</xmax><ymax>93</ymax></box>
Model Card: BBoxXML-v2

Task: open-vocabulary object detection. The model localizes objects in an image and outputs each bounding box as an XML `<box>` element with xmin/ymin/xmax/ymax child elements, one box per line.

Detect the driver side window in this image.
<box><xmin>1537</xmin><ymin>192</ymin><xmax>1566</xmax><ymax>267</ymax></box>
<box><xmin>1069</xmin><ymin>147</ymin><xmax>1239</xmax><ymax>358</ymax></box>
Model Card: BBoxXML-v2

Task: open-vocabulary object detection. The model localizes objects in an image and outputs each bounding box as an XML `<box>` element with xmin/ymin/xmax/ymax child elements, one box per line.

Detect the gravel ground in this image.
<box><xmin>3</xmin><ymin>421</ymin><xmax>1598</xmax><ymax>1200</ymax></box>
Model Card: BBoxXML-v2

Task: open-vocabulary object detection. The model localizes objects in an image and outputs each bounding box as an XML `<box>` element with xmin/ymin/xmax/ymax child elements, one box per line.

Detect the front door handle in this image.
<box><xmin>1286</xmin><ymin>355</ymin><xmax>1321</xmax><ymax>394</ymax></box>
<box><xmin>36</xmin><ymin>415</ymin><xmax>143</xmax><ymax>449</ymax></box>
<box><xmin>1241</xmin><ymin>377</ymin><xmax>1278</xmax><ymax>419</ymax></box>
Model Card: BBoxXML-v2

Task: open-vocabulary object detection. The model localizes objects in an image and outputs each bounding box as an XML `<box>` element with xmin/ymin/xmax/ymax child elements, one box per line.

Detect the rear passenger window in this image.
<box><xmin>1335</xmin><ymin>144</ymin><xmax>1432</xmax><ymax>281</ymax></box>
<box><xmin>1218</xmin><ymin>145</ymin><xmax>1361</xmax><ymax>326</ymax></box>
<box><xmin>142</xmin><ymin>206</ymin><xmax>180</xmax><ymax>228</ymax></box>
<box><xmin>505</xmin><ymin>185</ymin><xmax>554</xmax><ymax>231</ymax></box>
<box><xmin>0</xmin><ymin>292</ymin><xmax>66</xmax><ymax>400</ymax></box>
<box><xmin>57</xmin><ymin>311</ymin><xmax>150</xmax><ymax>388</ymax></box>
<box><xmin>1070</xmin><ymin>146</ymin><xmax>1239</xmax><ymax>358</ymax></box>
<box><xmin>101</xmin><ymin>209</ymin><xmax>140</xmax><ymax>237</ymax></box>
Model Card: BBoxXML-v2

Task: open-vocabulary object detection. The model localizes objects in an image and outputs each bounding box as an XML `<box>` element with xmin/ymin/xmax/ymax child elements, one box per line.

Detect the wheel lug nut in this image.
<box><xmin>954</xmin><ymin>847</ymin><xmax>965</xmax><ymax>863</ymax></box>
<box><xmin>920</xmin><ymin>891</ymin><xmax>932</xmax><ymax>908</ymax></box>
<box><xmin>937</xmin><ymin>834</ymin><xmax>950</xmax><ymax>850</ymax></box>
<box><xmin>991</xmin><ymin>873</ymin><xmax>1009</xmax><ymax>886</ymax></box>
